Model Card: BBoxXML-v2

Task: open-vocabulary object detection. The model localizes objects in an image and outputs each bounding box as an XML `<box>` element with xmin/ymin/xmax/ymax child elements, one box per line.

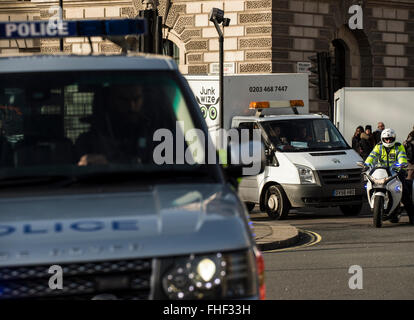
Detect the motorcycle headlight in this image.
<box><xmin>372</xmin><ymin>177</ymin><xmax>386</xmax><ymax>185</ymax></box>
<box><xmin>161</xmin><ymin>250</ymin><xmax>257</xmax><ymax>300</ymax></box>
<box><xmin>295</xmin><ymin>164</ymin><xmax>316</xmax><ymax>184</ymax></box>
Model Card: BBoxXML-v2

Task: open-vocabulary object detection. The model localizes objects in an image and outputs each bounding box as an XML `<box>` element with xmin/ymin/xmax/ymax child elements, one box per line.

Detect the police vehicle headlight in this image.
<box><xmin>161</xmin><ymin>250</ymin><xmax>257</xmax><ymax>299</ymax></box>
<box><xmin>295</xmin><ymin>164</ymin><xmax>316</xmax><ymax>184</ymax></box>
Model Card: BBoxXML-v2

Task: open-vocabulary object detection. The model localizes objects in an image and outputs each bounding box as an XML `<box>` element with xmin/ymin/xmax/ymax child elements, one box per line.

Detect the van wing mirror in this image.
<box><xmin>265</xmin><ymin>147</ymin><xmax>278</xmax><ymax>167</ymax></box>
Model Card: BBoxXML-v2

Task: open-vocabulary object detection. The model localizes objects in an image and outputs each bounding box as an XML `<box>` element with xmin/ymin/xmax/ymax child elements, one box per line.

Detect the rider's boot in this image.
<box><xmin>390</xmin><ymin>214</ymin><xmax>400</xmax><ymax>223</ymax></box>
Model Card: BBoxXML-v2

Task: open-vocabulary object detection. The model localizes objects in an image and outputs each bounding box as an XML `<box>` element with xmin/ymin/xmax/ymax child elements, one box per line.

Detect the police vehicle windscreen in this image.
<box><xmin>0</xmin><ymin>71</ymin><xmax>214</xmax><ymax>182</ymax></box>
<box><xmin>261</xmin><ymin>119</ymin><xmax>349</xmax><ymax>152</ymax></box>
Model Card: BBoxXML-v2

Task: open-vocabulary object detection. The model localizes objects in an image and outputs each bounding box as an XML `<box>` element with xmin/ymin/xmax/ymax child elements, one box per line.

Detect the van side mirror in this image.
<box><xmin>265</xmin><ymin>147</ymin><xmax>279</xmax><ymax>167</ymax></box>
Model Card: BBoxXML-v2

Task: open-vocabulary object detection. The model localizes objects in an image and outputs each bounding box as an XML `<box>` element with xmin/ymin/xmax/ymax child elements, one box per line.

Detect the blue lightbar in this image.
<box><xmin>0</xmin><ymin>19</ymin><xmax>147</xmax><ymax>39</ymax></box>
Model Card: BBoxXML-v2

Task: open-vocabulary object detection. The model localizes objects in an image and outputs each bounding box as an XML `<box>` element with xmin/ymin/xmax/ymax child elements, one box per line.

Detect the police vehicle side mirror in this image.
<box><xmin>225</xmin><ymin>140</ymin><xmax>266</xmax><ymax>178</ymax></box>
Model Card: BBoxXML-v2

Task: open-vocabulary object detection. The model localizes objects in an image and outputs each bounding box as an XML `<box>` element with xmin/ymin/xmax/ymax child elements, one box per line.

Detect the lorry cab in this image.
<box><xmin>232</xmin><ymin>112</ymin><xmax>364</xmax><ymax>219</ymax></box>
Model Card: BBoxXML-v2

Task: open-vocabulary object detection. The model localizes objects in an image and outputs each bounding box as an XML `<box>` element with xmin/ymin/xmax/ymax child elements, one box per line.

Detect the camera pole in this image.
<box><xmin>211</xmin><ymin>20</ymin><xmax>224</xmax><ymax>129</ymax></box>
<box><xmin>209</xmin><ymin>8</ymin><xmax>230</xmax><ymax>130</ymax></box>
<box><xmin>59</xmin><ymin>0</ymin><xmax>63</xmax><ymax>51</ymax></box>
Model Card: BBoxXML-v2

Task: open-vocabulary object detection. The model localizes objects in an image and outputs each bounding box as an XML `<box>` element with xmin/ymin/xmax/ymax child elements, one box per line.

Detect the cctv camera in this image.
<box><xmin>209</xmin><ymin>8</ymin><xmax>224</xmax><ymax>23</ymax></box>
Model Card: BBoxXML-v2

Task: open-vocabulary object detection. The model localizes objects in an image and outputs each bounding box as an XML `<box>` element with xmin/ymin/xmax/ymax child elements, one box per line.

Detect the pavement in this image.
<box><xmin>252</xmin><ymin>221</ymin><xmax>300</xmax><ymax>251</ymax></box>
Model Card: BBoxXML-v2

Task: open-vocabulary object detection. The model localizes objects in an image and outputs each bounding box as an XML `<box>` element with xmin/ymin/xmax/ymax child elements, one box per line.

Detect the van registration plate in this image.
<box><xmin>333</xmin><ymin>189</ymin><xmax>356</xmax><ymax>197</ymax></box>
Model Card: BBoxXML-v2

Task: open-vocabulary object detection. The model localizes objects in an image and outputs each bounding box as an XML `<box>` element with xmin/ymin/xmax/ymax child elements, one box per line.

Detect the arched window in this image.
<box><xmin>163</xmin><ymin>39</ymin><xmax>180</xmax><ymax>65</ymax></box>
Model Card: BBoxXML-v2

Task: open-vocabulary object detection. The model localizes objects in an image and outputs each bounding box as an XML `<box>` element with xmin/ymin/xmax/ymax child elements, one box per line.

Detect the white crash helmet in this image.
<box><xmin>381</xmin><ymin>128</ymin><xmax>396</xmax><ymax>148</ymax></box>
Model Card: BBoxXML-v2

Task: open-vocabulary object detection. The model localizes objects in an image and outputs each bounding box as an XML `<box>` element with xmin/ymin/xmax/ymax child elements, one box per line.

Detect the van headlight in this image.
<box><xmin>295</xmin><ymin>164</ymin><xmax>316</xmax><ymax>184</ymax></box>
<box><xmin>161</xmin><ymin>250</ymin><xmax>257</xmax><ymax>299</ymax></box>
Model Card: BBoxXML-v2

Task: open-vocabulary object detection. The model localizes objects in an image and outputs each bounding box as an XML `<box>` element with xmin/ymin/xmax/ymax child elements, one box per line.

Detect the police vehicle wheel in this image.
<box><xmin>339</xmin><ymin>204</ymin><xmax>362</xmax><ymax>216</ymax></box>
<box><xmin>245</xmin><ymin>202</ymin><xmax>256</xmax><ymax>212</ymax></box>
<box><xmin>264</xmin><ymin>185</ymin><xmax>290</xmax><ymax>220</ymax></box>
<box><xmin>373</xmin><ymin>196</ymin><xmax>383</xmax><ymax>228</ymax></box>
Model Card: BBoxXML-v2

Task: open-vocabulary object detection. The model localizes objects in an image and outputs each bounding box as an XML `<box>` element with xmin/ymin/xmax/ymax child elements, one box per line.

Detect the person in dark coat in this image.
<box><xmin>359</xmin><ymin>127</ymin><xmax>375</xmax><ymax>161</ymax></box>
<box><xmin>404</xmin><ymin>126</ymin><xmax>414</xmax><ymax>180</ymax></box>
<box><xmin>364</xmin><ymin>125</ymin><xmax>376</xmax><ymax>149</ymax></box>
<box><xmin>352</xmin><ymin>126</ymin><xmax>364</xmax><ymax>155</ymax></box>
<box><xmin>373</xmin><ymin>122</ymin><xmax>385</xmax><ymax>144</ymax></box>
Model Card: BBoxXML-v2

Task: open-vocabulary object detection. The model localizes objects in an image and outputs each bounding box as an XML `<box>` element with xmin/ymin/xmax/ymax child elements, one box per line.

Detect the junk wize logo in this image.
<box><xmin>195</xmin><ymin>86</ymin><xmax>220</xmax><ymax>121</ymax></box>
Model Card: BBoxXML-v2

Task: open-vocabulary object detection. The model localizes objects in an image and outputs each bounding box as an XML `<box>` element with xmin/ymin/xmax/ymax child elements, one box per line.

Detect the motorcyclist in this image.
<box><xmin>365</xmin><ymin>128</ymin><xmax>414</xmax><ymax>224</ymax></box>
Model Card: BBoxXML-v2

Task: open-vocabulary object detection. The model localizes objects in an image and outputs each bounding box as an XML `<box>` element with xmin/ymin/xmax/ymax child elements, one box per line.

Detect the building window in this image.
<box><xmin>163</xmin><ymin>39</ymin><xmax>180</xmax><ymax>65</ymax></box>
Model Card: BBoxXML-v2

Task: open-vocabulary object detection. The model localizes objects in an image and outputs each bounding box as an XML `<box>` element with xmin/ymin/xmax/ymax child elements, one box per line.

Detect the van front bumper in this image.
<box><xmin>282</xmin><ymin>183</ymin><xmax>364</xmax><ymax>208</ymax></box>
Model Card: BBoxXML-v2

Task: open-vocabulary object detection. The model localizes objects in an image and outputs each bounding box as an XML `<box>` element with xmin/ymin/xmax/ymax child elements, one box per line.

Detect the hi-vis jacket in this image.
<box><xmin>365</xmin><ymin>142</ymin><xmax>408</xmax><ymax>169</ymax></box>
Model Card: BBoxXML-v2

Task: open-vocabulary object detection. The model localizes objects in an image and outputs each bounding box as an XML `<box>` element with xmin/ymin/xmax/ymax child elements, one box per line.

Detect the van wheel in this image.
<box><xmin>245</xmin><ymin>202</ymin><xmax>256</xmax><ymax>212</ymax></box>
<box><xmin>264</xmin><ymin>185</ymin><xmax>290</xmax><ymax>220</ymax></box>
<box><xmin>339</xmin><ymin>204</ymin><xmax>362</xmax><ymax>216</ymax></box>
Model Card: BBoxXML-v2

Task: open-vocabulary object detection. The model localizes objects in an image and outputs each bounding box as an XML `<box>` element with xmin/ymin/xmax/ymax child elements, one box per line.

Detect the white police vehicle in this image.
<box><xmin>0</xmin><ymin>19</ymin><xmax>265</xmax><ymax>300</ymax></box>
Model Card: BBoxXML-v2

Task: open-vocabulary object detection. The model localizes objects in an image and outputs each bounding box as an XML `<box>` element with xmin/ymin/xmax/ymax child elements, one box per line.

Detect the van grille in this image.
<box><xmin>0</xmin><ymin>259</ymin><xmax>152</xmax><ymax>300</ymax></box>
<box><xmin>318</xmin><ymin>169</ymin><xmax>362</xmax><ymax>185</ymax></box>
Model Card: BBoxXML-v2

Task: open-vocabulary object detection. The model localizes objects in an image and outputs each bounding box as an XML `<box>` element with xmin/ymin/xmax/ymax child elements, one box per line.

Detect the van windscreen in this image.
<box><xmin>261</xmin><ymin>119</ymin><xmax>349</xmax><ymax>152</ymax></box>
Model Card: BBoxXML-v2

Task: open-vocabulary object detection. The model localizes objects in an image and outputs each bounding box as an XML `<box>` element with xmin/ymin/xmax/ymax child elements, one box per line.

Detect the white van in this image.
<box><xmin>233</xmin><ymin>112</ymin><xmax>364</xmax><ymax>219</ymax></box>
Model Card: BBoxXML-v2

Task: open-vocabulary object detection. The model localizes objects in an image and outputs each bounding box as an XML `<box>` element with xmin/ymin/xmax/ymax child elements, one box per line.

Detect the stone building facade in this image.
<box><xmin>1</xmin><ymin>0</ymin><xmax>414</xmax><ymax>112</ymax></box>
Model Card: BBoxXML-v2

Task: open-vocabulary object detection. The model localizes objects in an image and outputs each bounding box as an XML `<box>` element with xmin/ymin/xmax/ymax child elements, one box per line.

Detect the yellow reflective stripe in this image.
<box><xmin>399</xmin><ymin>158</ymin><xmax>408</xmax><ymax>165</ymax></box>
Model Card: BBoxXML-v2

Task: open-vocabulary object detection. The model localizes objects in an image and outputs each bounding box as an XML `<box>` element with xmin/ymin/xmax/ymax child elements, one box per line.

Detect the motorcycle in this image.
<box><xmin>357</xmin><ymin>161</ymin><xmax>413</xmax><ymax>228</ymax></box>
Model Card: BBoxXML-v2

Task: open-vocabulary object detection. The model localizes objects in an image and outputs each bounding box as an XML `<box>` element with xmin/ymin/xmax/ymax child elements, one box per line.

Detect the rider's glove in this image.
<box><xmin>362</xmin><ymin>164</ymin><xmax>371</xmax><ymax>172</ymax></box>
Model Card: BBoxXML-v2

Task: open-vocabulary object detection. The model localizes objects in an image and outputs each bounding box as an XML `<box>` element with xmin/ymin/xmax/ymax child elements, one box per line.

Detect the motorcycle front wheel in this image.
<box><xmin>373</xmin><ymin>196</ymin><xmax>384</xmax><ymax>228</ymax></box>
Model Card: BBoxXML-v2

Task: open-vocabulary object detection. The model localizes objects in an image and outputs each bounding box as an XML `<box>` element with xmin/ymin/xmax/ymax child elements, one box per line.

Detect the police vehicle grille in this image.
<box><xmin>0</xmin><ymin>258</ymin><xmax>152</xmax><ymax>300</ymax></box>
<box><xmin>318</xmin><ymin>169</ymin><xmax>362</xmax><ymax>185</ymax></box>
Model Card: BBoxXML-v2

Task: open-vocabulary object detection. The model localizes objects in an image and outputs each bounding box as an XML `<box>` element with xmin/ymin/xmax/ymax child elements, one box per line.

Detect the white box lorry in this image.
<box><xmin>334</xmin><ymin>88</ymin><xmax>414</xmax><ymax>146</ymax></box>
<box><xmin>186</xmin><ymin>74</ymin><xmax>364</xmax><ymax>219</ymax></box>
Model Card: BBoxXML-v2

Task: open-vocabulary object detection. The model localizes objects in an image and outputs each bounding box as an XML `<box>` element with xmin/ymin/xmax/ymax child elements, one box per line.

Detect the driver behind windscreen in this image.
<box><xmin>75</xmin><ymin>85</ymin><xmax>155</xmax><ymax>166</ymax></box>
<box><xmin>293</xmin><ymin>126</ymin><xmax>312</xmax><ymax>143</ymax></box>
<box><xmin>267</xmin><ymin>125</ymin><xmax>293</xmax><ymax>151</ymax></box>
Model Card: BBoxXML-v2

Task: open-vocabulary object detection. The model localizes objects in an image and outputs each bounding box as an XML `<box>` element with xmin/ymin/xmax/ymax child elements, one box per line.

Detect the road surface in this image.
<box><xmin>251</xmin><ymin>204</ymin><xmax>414</xmax><ymax>299</ymax></box>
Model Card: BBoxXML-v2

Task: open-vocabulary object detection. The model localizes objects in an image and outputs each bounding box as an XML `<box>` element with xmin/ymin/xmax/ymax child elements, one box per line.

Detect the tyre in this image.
<box><xmin>264</xmin><ymin>185</ymin><xmax>290</xmax><ymax>220</ymax></box>
<box><xmin>339</xmin><ymin>204</ymin><xmax>363</xmax><ymax>216</ymax></box>
<box><xmin>245</xmin><ymin>202</ymin><xmax>256</xmax><ymax>212</ymax></box>
<box><xmin>373</xmin><ymin>196</ymin><xmax>384</xmax><ymax>228</ymax></box>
